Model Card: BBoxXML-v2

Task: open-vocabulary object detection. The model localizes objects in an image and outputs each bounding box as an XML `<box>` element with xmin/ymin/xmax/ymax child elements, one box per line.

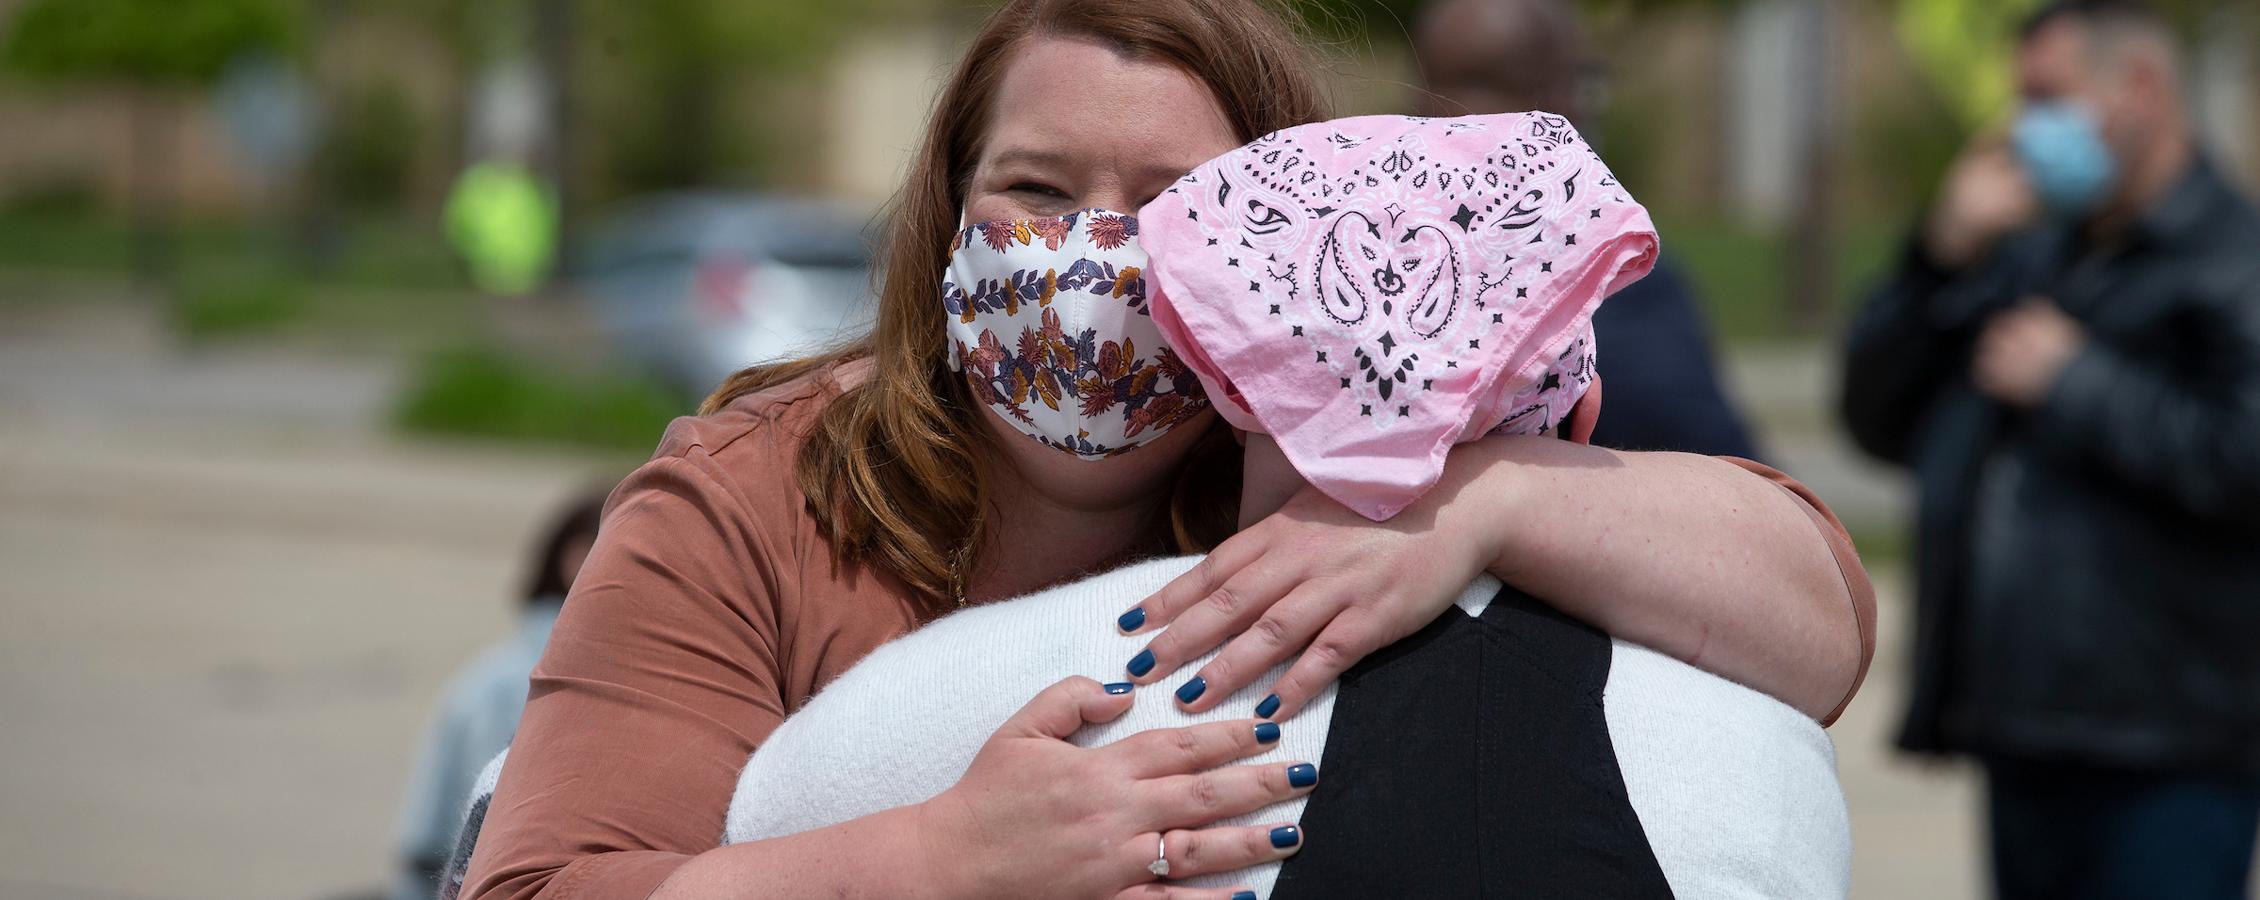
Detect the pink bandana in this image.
<box><xmin>1143</xmin><ymin>112</ymin><xmax>1657</xmax><ymax>520</ymax></box>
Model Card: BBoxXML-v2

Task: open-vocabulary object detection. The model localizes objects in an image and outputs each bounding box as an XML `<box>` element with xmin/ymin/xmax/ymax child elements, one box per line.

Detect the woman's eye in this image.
<box><xmin>1011</xmin><ymin>182</ymin><xmax>1069</xmax><ymax>199</ymax></box>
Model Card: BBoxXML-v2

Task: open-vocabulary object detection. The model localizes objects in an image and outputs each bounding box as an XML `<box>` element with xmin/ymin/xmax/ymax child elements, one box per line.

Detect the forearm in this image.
<box><xmin>651</xmin><ymin>803</ymin><xmax>950</xmax><ymax>900</ymax></box>
<box><xmin>1449</xmin><ymin>436</ymin><xmax>1865</xmax><ymax>720</ymax></box>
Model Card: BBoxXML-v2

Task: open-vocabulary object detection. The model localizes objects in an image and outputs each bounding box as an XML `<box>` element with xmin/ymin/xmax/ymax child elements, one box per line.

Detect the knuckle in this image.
<box><xmin>1199</xmin><ymin>657</ymin><xmax>1232</xmax><ymax>688</ymax></box>
<box><xmin>1191</xmin><ymin>555</ymin><xmax>1223</xmax><ymax>595</ymax></box>
<box><xmin>1250</xmin><ymin>614</ymin><xmax>1294</xmax><ymax>650</ymax></box>
<box><xmin>1204</xmin><ymin>585</ymin><xmax>1245</xmax><ymax>616</ymax></box>
<box><xmin>1168</xmin><ymin>727</ymin><xmax>1205</xmax><ymax>765</ymax></box>
<box><xmin>1188</xmin><ymin>773</ymin><xmax>1225</xmax><ymax>815</ymax></box>
<box><xmin>1305</xmin><ymin>635</ymin><xmax>1356</xmax><ymax>670</ymax></box>
<box><xmin>1175</xmin><ymin>830</ymin><xmax>1212</xmax><ymax>868</ymax></box>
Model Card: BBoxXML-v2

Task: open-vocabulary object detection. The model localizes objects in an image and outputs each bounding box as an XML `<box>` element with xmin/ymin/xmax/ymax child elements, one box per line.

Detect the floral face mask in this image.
<box><xmin>941</xmin><ymin>208</ymin><xmax>1210</xmax><ymax>458</ymax></box>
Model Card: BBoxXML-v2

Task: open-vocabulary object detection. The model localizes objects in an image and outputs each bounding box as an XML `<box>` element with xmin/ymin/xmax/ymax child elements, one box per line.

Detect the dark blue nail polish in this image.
<box><xmin>1175</xmin><ymin>676</ymin><xmax>1207</xmax><ymax>704</ymax></box>
<box><xmin>1254</xmin><ymin>721</ymin><xmax>1281</xmax><ymax>744</ymax></box>
<box><xmin>1116</xmin><ymin>607</ymin><xmax>1146</xmax><ymax>632</ymax></box>
<box><xmin>1255</xmin><ymin>693</ymin><xmax>1281</xmax><ymax>719</ymax></box>
<box><xmin>1233</xmin><ymin>893</ymin><xmax>1257</xmax><ymax>900</ymax></box>
<box><xmin>1127</xmin><ymin>649</ymin><xmax>1155</xmax><ymax>677</ymax></box>
<box><xmin>1287</xmin><ymin>763</ymin><xmax>1318</xmax><ymax>788</ymax></box>
<box><xmin>1270</xmin><ymin>825</ymin><xmax>1302</xmax><ymax>848</ymax></box>
<box><xmin>1104</xmin><ymin>682</ymin><xmax>1134</xmax><ymax>695</ymax></box>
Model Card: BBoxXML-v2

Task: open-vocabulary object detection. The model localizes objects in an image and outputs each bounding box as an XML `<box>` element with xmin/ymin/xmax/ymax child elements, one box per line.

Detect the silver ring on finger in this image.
<box><xmin>1148</xmin><ymin>832</ymin><xmax>1171</xmax><ymax>878</ymax></box>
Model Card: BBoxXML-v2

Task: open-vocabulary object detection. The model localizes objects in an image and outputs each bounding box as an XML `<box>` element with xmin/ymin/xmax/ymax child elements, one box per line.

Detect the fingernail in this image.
<box><xmin>1255</xmin><ymin>693</ymin><xmax>1281</xmax><ymax>719</ymax></box>
<box><xmin>1254</xmin><ymin>721</ymin><xmax>1281</xmax><ymax>744</ymax></box>
<box><xmin>1127</xmin><ymin>649</ymin><xmax>1155</xmax><ymax>677</ymax></box>
<box><xmin>1175</xmin><ymin>676</ymin><xmax>1207</xmax><ymax>704</ymax></box>
<box><xmin>1287</xmin><ymin>763</ymin><xmax>1318</xmax><ymax>788</ymax></box>
<box><xmin>1104</xmin><ymin>682</ymin><xmax>1134</xmax><ymax>695</ymax></box>
<box><xmin>1116</xmin><ymin>607</ymin><xmax>1146</xmax><ymax>632</ymax></box>
<box><xmin>1270</xmin><ymin>825</ymin><xmax>1302</xmax><ymax>848</ymax></box>
<box><xmin>1233</xmin><ymin>893</ymin><xmax>1258</xmax><ymax>900</ymax></box>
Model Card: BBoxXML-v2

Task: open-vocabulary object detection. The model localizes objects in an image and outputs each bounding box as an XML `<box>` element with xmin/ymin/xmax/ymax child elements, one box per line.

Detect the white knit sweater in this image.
<box><xmin>721</xmin><ymin>557</ymin><xmax>1850</xmax><ymax>899</ymax></box>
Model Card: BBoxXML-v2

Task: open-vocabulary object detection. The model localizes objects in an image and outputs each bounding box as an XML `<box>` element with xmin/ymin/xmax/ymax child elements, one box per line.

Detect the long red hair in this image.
<box><xmin>702</xmin><ymin>0</ymin><xmax>1331</xmax><ymax>605</ymax></box>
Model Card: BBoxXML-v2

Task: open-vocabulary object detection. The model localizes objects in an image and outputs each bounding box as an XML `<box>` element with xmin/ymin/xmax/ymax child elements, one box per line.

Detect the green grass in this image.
<box><xmin>394</xmin><ymin>345</ymin><xmax>689</xmax><ymax>452</ymax></box>
<box><xmin>168</xmin><ymin>263</ymin><xmax>308</xmax><ymax>338</ymax></box>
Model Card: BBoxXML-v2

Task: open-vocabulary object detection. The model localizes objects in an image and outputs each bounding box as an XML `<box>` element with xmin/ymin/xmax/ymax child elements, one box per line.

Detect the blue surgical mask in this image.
<box><xmin>2012</xmin><ymin>102</ymin><xmax>2116</xmax><ymax>216</ymax></box>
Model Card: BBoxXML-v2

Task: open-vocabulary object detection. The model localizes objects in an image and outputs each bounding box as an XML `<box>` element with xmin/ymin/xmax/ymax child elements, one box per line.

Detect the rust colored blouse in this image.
<box><xmin>460</xmin><ymin>364</ymin><xmax>1877</xmax><ymax>900</ymax></box>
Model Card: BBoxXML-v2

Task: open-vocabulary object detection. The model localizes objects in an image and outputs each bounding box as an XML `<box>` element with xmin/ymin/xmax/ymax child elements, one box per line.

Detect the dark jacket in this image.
<box><xmin>1589</xmin><ymin>255</ymin><xmax>1765</xmax><ymax>459</ymax></box>
<box><xmin>1841</xmin><ymin>157</ymin><xmax>2260</xmax><ymax>773</ymax></box>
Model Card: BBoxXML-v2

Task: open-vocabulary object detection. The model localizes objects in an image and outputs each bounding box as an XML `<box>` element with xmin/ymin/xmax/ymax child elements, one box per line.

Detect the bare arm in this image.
<box><xmin>1461</xmin><ymin>436</ymin><xmax>1872</xmax><ymax>721</ymax></box>
<box><xmin>1129</xmin><ymin>434</ymin><xmax>1873</xmax><ymax>726</ymax></box>
<box><xmin>648</xmin><ymin>806</ymin><xmax>944</xmax><ymax>900</ymax></box>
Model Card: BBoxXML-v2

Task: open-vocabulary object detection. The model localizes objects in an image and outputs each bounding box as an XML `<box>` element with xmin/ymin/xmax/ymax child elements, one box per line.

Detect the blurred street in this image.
<box><xmin>0</xmin><ymin>295</ymin><xmax>1982</xmax><ymax>900</ymax></box>
<box><xmin>0</xmin><ymin>293</ymin><xmax>622</xmax><ymax>900</ymax></box>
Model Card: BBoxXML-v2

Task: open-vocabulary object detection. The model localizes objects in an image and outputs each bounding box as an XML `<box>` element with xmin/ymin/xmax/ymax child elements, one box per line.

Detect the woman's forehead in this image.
<box><xmin>980</xmin><ymin>35</ymin><xmax>1239</xmax><ymax>177</ymax></box>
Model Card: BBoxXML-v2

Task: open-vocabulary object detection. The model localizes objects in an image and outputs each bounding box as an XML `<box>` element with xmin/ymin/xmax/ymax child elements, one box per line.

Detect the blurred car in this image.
<box><xmin>574</xmin><ymin>193</ymin><xmax>879</xmax><ymax>397</ymax></box>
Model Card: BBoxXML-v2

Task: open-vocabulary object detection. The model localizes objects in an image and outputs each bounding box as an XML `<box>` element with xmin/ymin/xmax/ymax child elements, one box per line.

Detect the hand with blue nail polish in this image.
<box><xmin>917</xmin><ymin>677</ymin><xmax>1316</xmax><ymax>900</ymax></box>
<box><xmin>1114</xmin><ymin>475</ymin><xmax>1493</xmax><ymax>723</ymax></box>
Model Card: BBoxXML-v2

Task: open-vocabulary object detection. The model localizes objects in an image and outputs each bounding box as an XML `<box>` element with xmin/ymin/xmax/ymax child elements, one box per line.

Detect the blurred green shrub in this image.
<box><xmin>1</xmin><ymin>0</ymin><xmax>295</xmax><ymax>84</ymax></box>
<box><xmin>395</xmin><ymin>345</ymin><xmax>685</xmax><ymax>451</ymax></box>
<box><xmin>1</xmin><ymin>174</ymin><xmax>101</xmax><ymax>217</ymax></box>
<box><xmin>170</xmin><ymin>264</ymin><xmax>307</xmax><ymax>338</ymax></box>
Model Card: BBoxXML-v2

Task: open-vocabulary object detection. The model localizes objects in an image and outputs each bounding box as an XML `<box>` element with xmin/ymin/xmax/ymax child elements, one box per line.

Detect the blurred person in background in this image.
<box><xmin>1412</xmin><ymin>0</ymin><xmax>1764</xmax><ymax>459</ymax></box>
<box><xmin>1840</xmin><ymin>1</ymin><xmax>2260</xmax><ymax>897</ymax></box>
<box><xmin>391</xmin><ymin>491</ymin><xmax>607</xmax><ymax>900</ymax></box>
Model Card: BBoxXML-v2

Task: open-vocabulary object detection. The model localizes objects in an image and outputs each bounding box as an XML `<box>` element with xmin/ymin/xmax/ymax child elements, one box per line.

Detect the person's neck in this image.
<box><xmin>963</xmin><ymin>466</ymin><xmax>1171</xmax><ymax>603</ymax></box>
<box><xmin>1237</xmin><ymin>434</ymin><xmax>1301</xmax><ymax>530</ymax></box>
<box><xmin>2088</xmin><ymin>126</ymin><xmax>2194</xmax><ymax>242</ymax></box>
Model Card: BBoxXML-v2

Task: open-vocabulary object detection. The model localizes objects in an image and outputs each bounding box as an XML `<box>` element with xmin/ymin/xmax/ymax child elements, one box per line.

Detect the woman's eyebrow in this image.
<box><xmin>986</xmin><ymin>147</ymin><xmax>1074</xmax><ymax>171</ymax></box>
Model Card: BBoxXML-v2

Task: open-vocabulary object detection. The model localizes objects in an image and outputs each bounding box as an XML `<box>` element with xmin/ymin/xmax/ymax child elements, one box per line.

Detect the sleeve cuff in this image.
<box><xmin>546</xmin><ymin>849</ymin><xmax>689</xmax><ymax>900</ymax></box>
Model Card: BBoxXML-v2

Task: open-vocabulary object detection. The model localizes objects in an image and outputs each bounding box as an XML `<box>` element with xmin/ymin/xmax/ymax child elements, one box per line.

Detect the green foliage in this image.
<box><xmin>395</xmin><ymin>344</ymin><xmax>687</xmax><ymax>451</ymax></box>
<box><xmin>171</xmin><ymin>264</ymin><xmax>307</xmax><ymax>339</ymax></box>
<box><xmin>1</xmin><ymin>0</ymin><xmax>296</xmax><ymax>85</ymax></box>
<box><xmin>1</xmin><ymin>173</ymin><xmax>99</xmax><ymax>217</ymax></box>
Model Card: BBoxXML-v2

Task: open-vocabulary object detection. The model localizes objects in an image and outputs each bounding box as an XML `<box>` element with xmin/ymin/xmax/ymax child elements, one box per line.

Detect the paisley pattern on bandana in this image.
<box><xmin>1143</xmin><ymin>112</ymin><xmax>1656</xmax><ymax>520</ymax></box>
<box><xmin>942</xmin><ymin>209</ymin><xmax>1207</xmax><ymax>459</ymax></box>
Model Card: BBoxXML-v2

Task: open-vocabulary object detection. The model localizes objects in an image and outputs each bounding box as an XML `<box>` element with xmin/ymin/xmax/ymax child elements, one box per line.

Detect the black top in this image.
<box><xmin>1841</xmin><ymin>156</ymin><xmax>2260</xmax><ymax>773</ymax></box>
<box><xmin>1274</xmin><ymin>585</ymin><xmax>1673</xmax><ymax>899</ymax></box>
